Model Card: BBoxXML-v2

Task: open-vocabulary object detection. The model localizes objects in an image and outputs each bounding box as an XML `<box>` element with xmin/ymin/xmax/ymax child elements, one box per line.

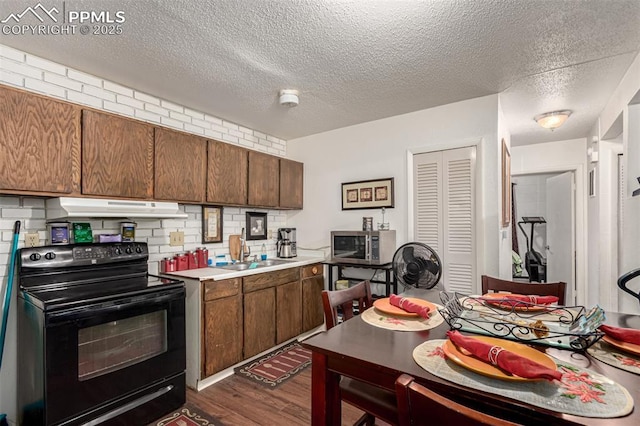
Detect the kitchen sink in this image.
<box><xmin>214</xmin><ymin>258</ymin><xmax>293</xmax><ymax>271</ymax></box>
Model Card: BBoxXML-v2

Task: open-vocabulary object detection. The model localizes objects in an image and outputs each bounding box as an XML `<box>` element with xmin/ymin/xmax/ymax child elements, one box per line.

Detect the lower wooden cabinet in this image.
<box><xmin>243</xmin><ymin>287</ymin><xmax>277</xmax><ymax>359</ymax></box>
<box><xmin>202</xmin><ymin>279</ymin><xmax>243</xmax><ymax>378</ymax></box>
<box><xmin>302</xmin><ymin>264</ymin><xmax>325</xmax><ymax>332</ymax></box>
<box><xmin>276</xmin><ymin>280</ymin><xmax>302</xmax><ymax>344</ymax></box>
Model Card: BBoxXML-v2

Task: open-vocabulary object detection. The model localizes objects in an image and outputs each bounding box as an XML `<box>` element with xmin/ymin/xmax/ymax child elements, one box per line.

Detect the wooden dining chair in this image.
<box><xmin>321</xmin><ymin>281</ymin><xmax>398</xmax><ymax>426</ymax></box>
<box><xmin>481</xmin><ymin>275</ymin><xmax>567</xmax><ymax>305</ymax></box>
<box><xmin>395</xmin><ymin>374</ymin><xmax>520</xmax><ymax>426</ymax></box>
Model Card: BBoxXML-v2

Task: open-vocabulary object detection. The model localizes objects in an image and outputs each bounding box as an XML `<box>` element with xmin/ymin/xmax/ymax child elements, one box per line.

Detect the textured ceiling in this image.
<box><xmin>2</xmin><ymin>0</ymin><xmax>639</xmax><ymax>145</ymax></box>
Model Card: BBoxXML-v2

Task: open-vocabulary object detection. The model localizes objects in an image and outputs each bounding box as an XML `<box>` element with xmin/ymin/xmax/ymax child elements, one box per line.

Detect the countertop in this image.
<box><xmin>162</xmin><ymin>256</ymin><xmax>325</xmax><ymax>281</ymax></box>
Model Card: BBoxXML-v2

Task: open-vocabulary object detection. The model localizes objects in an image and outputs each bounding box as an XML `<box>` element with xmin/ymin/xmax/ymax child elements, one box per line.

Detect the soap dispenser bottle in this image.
<box><xmin>261</xmin><ymin>243</ymin><xmax>267</xmax><ymax>260</ymax></box>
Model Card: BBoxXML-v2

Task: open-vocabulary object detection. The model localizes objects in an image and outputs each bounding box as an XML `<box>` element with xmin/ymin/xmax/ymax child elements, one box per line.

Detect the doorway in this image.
<box><xmin>512</xmin><ymin>171</ymin><xmax>576</xmax><ymax>304</ymax></box>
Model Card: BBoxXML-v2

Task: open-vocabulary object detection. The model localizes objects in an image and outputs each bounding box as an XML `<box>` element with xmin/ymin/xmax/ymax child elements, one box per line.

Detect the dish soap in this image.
<box><xmin>261</xmin><ymin>243</ymin><xmax>267</xmax><ymax>261</ymax></box>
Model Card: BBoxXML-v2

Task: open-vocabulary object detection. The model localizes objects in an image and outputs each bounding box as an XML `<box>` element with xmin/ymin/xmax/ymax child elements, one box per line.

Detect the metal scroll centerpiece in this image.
<box><xmin>438</xmin><ymin>292</ymin><xmax>605</xmax><ymax>350</ymax></box>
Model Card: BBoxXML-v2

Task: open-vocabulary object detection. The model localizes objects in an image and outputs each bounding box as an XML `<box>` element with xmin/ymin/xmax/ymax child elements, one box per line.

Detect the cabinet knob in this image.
<box><xmin>311</xmin><ymin>266</ymin><xmax>318</xmax><ymax>275</ymax></box>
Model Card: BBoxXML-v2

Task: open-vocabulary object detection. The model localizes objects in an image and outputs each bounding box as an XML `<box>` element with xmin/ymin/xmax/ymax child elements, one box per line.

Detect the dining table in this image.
<box><xmin>301</xmin><ymin>287</ymin><xmax>640</xmax><ymax>425</ymax></box>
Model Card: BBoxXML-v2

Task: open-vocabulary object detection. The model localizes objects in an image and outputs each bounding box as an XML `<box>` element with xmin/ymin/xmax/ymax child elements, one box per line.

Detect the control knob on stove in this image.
<box><xmin>29</xmin><ymin>253</ymin><xmax>41</xmax><ymax>261</ymax></box>
<box><xmin>114</xmin><ymin>247</ymin><xmax>122</xmax><ymax>255</ymax></box>
<box><xmin>44</xmin><ymin>252</ymin><xmax>56</xmax><ymax>260</ymax></box>
<box><xmin>125</xmin><ymin>246</ymin><xmax>133</xmax><ymax>254</ymax></box>
<box><xmin>135</xmin><ymin>245</ymin><xmax>143</xmax><ymax>253</ymax></box>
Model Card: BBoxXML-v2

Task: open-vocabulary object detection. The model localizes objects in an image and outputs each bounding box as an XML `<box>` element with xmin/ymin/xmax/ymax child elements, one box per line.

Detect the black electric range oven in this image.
<box><xmin>17</xmin><ymin>242</ymin><xmax>186</xmax><ymax>426</ymax></box>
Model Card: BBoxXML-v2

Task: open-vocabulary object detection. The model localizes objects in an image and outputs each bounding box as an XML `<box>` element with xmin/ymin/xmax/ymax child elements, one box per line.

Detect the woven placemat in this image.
<box><xmin>587</xmin><ymin>340</ymin><xmax>640</xmax><ymax>375</ymax></box>
<box><xmin>413</xmin><ymin>339</ymin><xmax>633</xmax><ymax>419</ymax></box>
<box><xmin>361</xmin><ymin>305</ymin><xmax>444</xmax><ymax>331</ymax></box>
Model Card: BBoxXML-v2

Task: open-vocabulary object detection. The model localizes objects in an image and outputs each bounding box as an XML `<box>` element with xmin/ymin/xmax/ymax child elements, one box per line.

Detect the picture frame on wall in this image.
<box><xmin>341</xmin><ymin>177</ymin><xmax>394</xmax><ymax>210</ymax></box>
<box><xmin>501</xmin><ymin>139</ymin><xmax>511</xmax><ymax>227</ymax></box>
<box><xmin>246</xmin><ymin>211</ymin><xmax>268</xmax><ymax>240</ymax></box>
<box><xmin>202</xmin><ymin>205</ymin><xmax>223</xmax><ymax>243</ymax></box>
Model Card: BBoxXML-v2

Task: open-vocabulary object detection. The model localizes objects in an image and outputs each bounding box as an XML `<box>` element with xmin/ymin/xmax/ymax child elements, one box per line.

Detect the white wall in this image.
<box><xmin>286</xmin><ymin>94</ymin><xmax>500</xmax><ymax>290</ymax></box>
<box><xmin>0</xmin><ymin>45</ymin><xmax>289</xmax><ymax>424</ymax></box>
<box><xmin>497</xmin><ymin>98</ymin><xmax>512</xmax><ymax>279</ymax></box>
<box><xmin>511</xmin><ymin>138</ymin><xmax>587</xmax><ymax>306</ymax></box>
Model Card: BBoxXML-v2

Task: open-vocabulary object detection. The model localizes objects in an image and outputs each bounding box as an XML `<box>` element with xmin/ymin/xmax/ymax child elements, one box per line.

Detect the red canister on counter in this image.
<box><xmin>175</xmin><ymin>253</ymin><xmax>188</xmax><ymax>271</ymax></box>
<box><xmin>161</xmin><ymin>257</ymin><xmax>176</xmax><ymax>273</ymax></box>
<box><xmin>196</xmin><ymin>247</ymin><xmax>208</xmax><ymax>269</ymax></box>
<box><xmin>187</xmin><ymin>251</ymin><xmax>198</xmax><ymax>269</ymax></box>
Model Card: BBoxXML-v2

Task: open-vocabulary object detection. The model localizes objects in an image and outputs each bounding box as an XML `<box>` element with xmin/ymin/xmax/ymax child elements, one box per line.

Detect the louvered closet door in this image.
<box><xmin>414</xmin><ymin>147</ymin><xmax>476</xmax><ymax>293</ymax></box>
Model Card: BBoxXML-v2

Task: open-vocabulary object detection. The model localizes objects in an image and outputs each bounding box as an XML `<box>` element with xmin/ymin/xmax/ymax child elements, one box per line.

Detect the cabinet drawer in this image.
<box><xmin>243</xmin><ymin>268</ymin><xmax>300</xmax><ymax>293</ymax></box>
<box><xmin>302</xmin><ymin>263</ymin><xmax>323</xmax><ymax>279</ymax></box>
<box><xmin>203</xmin><ymin>278</ymin><xmax>241</xmax><ymax>301</ymax></box>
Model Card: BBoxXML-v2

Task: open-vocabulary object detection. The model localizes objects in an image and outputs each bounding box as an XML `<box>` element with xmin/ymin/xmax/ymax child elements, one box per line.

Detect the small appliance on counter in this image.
<box><xmin>276</xmin><ymin>228</ymin><xmax>297</xmax><ymax>258</ymax></box>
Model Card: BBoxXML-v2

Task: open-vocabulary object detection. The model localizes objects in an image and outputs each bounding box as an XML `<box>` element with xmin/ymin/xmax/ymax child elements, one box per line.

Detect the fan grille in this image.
<box><xmin>392</xmin><ymin>242</ymin><xmax>442</xmax><ymax>289</ymax></box>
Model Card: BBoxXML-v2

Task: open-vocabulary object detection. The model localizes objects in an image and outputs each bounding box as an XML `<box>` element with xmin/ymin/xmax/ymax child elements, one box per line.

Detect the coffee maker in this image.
<box><xmin>276</xmin><ymin>228</ymin><xmax>297</xmax><ymax>258</ymax></box>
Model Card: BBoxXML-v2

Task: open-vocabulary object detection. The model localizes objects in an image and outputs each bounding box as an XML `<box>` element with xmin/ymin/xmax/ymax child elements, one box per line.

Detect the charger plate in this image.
<box><xmin>373</xmin><ymin>297</ymin><xmax>436</xmax><ymax>317</ymax></box>
<box><xmin>602</xmin><ymin>335</ymin><xmax>640</xmax><ymax>356</ymax></box>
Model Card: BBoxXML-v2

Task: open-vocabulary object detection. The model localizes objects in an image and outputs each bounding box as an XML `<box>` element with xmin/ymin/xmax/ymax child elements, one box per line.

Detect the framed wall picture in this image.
<box><xmin>246</xmin><ymin>211</ymin><xmax>267</xmax><ymax>240</ymax></box>
<box><xmin>341</xmin><ymin>177</ymin><xmax>394</xmax><ymax>210</ymax></box>
<box><xmin>501</xmin><ymin>139</ymin><xmax>511</xmax><ymax>228</ymax></box>
<box><xmin>202</xmin><ymin>206</ymin><xmax>223</xmax><ymax>243</ymax></box>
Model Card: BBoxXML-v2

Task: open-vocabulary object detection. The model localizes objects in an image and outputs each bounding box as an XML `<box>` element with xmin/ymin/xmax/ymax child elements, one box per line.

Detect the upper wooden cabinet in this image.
<box><xmin>155</xmin><ymin>128</ymin><xmax>206</xmax><ymax>203</ymax></box>
<box><xmin>0</xmin><ymin>85</ymin><xmax>81</xmax><ymax>194</ymax></box>
<box><xmin>207</xmin><ymin>140</ymin><xmax>248</xmax><ymax>205</ymax></box>
<box><xmin>248</xmin><ymin>151</ymin><xmax>279</xmax><ymax>207</ymax></box>
<box><xmin>82</xmin><ymin>110</ymin><xmax>154</xmax><ymax>199</ymax></box>
<box><xmin>279</xmin><ymin>159</ymin><xmax>303</xmax><ymax>209</ymax></box>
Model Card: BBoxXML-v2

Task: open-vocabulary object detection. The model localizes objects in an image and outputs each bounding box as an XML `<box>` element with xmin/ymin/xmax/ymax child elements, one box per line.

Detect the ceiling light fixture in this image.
<box><xmin>279</xmin><ymin>89</ymin><xmax>299</xmax><ymax>107</ymax></box>
<box><xmin>534</xmin><ymin>110</ymin><xmax>572</xmax><ymax>130</ymax></box>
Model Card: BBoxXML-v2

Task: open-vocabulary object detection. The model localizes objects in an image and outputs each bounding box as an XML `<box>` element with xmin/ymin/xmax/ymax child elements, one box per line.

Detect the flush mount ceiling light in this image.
<box><xmin>279</xmin><ymin>89</ymin><xmax>299</xmax><ymax>107</ymax></box>
<box><xmin>534</xmin><ymin>110</ymin><xmax>572</xmax><ymax>130</ymax></box>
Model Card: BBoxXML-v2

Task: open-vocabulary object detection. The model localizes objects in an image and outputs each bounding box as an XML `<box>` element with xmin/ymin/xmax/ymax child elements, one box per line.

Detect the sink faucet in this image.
<box><xmin>239</xmin><ymin>228</ymin><xmax>251</xmax><ymax>262</ymax></box>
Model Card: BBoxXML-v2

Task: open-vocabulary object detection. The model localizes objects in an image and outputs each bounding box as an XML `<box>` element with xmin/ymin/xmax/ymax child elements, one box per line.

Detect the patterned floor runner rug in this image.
<box><xmin>234</xmin><ymin>341</ymin><xmax>312</xmax><ymax>388</ymax></box>
<box><xmin>149</xmin><ymin>403</ymin><xmax>222</xmax><ymax>426</ymax></box>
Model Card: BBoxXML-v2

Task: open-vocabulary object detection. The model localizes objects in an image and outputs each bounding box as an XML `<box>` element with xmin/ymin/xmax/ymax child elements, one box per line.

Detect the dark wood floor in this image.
<box><xmin>187</xmin><ymin>368</ymin><xmax>388</xmax><ymax>425</ymax></box>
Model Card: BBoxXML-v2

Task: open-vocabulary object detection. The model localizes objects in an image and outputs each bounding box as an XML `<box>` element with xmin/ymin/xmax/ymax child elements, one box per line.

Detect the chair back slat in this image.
<box><xmin>322</xmin><ymin>280</ymin><xmax>373</xmax><ymax>329</ymax></box>
<box><xmin>481</xmin><ymin>275</ymin><xmax>566</xmax><ymax>305</ymax></box>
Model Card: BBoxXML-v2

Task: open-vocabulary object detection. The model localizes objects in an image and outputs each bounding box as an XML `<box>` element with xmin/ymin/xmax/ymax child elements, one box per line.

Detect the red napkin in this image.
<box><xmin>389</xmin><ymin>294</ymin><xmax>430</xmax><ymax>318</ymax></box>
<box><xmin>446</xmin><ymin>331</ymin><xmax>562</xmax><ymax>381</ymax></box>
<box><xmin>600</xmin><ymin>324</ymin><xmax>640</xmax><ymax>345</ymax></box>
<box><xmin>481</xmin><ymin>293</ymin><xmax>559</xmax><ymax>306</ymax></box>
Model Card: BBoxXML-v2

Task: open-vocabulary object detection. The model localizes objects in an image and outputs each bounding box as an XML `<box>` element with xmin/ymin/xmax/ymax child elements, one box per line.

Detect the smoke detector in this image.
<box><xmin>279</xmin><ymin>89</ymin><xmax>299</xmax><ymax>107</ymax></box>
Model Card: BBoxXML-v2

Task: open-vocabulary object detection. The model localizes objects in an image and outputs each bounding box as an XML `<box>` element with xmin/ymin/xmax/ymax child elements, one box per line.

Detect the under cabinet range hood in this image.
<box><xmin>46</xmin><ymin>197</ymin><xmax>189</xmax><ymax>219</ymax></box>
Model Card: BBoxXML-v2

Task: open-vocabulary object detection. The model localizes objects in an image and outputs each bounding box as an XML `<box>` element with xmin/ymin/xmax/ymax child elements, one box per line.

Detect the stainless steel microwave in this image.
<box><xmin>330</xmin><ymin>230</ymin><xmax>396</xmax><ymax>265</ymax></box>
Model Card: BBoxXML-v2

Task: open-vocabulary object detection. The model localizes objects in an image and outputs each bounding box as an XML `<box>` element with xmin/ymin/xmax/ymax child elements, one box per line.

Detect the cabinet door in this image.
<box><xmin>207</xmin><ymin>140</ymin><xmax>248</xmax><ymax>205</ymax></box>
<box><xmin>244</xmin><ymin>288</ymin><xmax>276</xmax><ymax>359</ymax></box>
<box><xmin>203</xmin><ymin>294</ymin><xmax>243</xmax><ymax>377</ymax></box>
<box><xmin>302</xmin><ymin>275</ymin><xmax>325</xmax><ymax>332</ymax></box>
<box><xmin>82</xmin><ymin>110</ymin><xmax>154</xmax><ymax>199</ymax></box>
<box><xmin>155</xmin><ymin>128</ymin><xmax>206</xmax><ymax>202</ymax></box>
<box><xmin>248</xmin><ymin>151</ymin><xmax>279</xmax><ymax>207</ymax></box>
<box><xmin>279</xmin><ymin>159</ymin><xmax>303</xmax><ymax>209</ymax></box>
<box><xmin>276</xmin><ymin>280</ymin><xmax>302</xmax><ymax>344</ymax></box>
<box><xmin>0</xmin><ymin>86</ymin><xmax>81</xmax><ymax>194</ymax></box>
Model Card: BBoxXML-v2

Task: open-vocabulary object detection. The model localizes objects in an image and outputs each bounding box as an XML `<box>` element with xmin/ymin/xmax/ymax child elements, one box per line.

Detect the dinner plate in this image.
<box><xmin>442</xmin><ymin>335</ymin><xmax>557</xmax><ymax>382</ymax></box>
<box><xmin>481</xmin><ymin>293</ymin><xmax>553</xmax><ymax>312</ymax></box>
<box><xmin>373</xmin><ymin>297</ymin><xmax>436</xmax><ymax>317</ymax></box>
<box><xmin>602</xmin><ymin>335</ymin><xmax>640</xmax><ymax>357</ymax></box>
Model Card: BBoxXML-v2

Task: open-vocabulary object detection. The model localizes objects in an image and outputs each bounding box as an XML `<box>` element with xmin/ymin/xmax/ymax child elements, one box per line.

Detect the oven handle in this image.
<box><xmin>46</xmin><ymin>288</ymin><xmax>184</xmax><ymax>324</ymax></box>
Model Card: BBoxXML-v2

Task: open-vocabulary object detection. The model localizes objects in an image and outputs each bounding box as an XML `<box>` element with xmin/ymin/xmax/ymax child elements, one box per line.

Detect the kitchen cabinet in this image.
<box><xmin>276</xmin><ymin>280</ymin><xmax>302</xmax><ymax>344</ymax></box>
<box><xmin>248</xmin><ymin>151</ymin><xmax>279</xmax><ymax>207</ymax></box>
<box><xmin>301</xmin><ymin>263</ymin><xmax>325</xmax><ymax>332</ymax></box>
<box><xmin>0</xmin><ymin>85</ymin><xmax>81</xmax><ymax>195</ymax></box>
<box><xmin>155</xmin><ymin>128</ymin><xmax>206</xmax><ymax>203</ymax></box>
<box><xmin>207</xmin><ymin>140</ymin><xmax>248</xmax><ymax>205</ymax></box>
<box><xmin>279</xmin><ymin>159</ymin><xmax>303</xmax><ymax>209</ymax></box>
<box><xmin>202</xmin><ymin>278</ymin><xmax>243</xmax><ymax>378</ymax></box>
<box><xmin>243</xmin><ymin>268</ymin><xmax>300</xmax><ymax>358</ymax></box>
<box><xmin>82</xmin><ymin>109</ymin><xmax>154</xmax><ymax>199</ymax></box>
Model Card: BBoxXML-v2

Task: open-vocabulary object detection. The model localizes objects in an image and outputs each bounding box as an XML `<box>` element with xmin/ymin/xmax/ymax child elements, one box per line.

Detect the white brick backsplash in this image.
<box><xmin>3</xmin><ymin>59</ymin><xmax>42</xmax><ymax>79</ymax></box>
<box><xmin>67</xmin><ymin>69</ymin><xmax>103</xmax><ymax>86</ymax></box>
<box><xmin>104</xmin><ymin>81</ymin><xmax>134</xmax><ymax>97</ymax></box>
<box><xmin>267</xmin><ymin>135</ymin><xmax>280</xmax><ymax>144</ymax></box>
<box><xmin>184</xmin><ymin>205</ymin><xmax>201</xmax><ymax>213</ymax></box>
<box><xmin>184</xmin><ymin>108</ymin><xmax>204</xmax><ymax>120</ymax></box>
<box><xmin>258</xmin><ymin>137</ymin><xmax>270</xmax><ymax>146</ymax></box>
<box><xmin>160</xmin><ymin>116</ymin><xmax>184</xmax><ymax>129</ymax></box>
<box><xmin>135</xmin><ymin>109</ymin><xmax>162</xmax><ymax>123</ymax></box>
<box><xmin>250</xmin><ymin>142</ymin><xmax>267</xmax><ymax>150</ymax></box>
<box><xmin>83</xmin><ymin>85</ymin><xmax>116</xmax><ymax>102</ymax></box>
<box><xmin>229</xmin><ymin>129</ymin><xmax>244</xmax><ymax>138</ymax></box>
<box><xmin>136</xmin><ymin>220</ymin><xmax>162</xmax><ymax>229</ymax></box>
<box><xmin>44</xmin><ymin>72</ymin><xmax>82</xmax><ymax>91</ymax></box>
<box><xmin>222</xmin><ymin>134</ymin><xmax>239</xmax><ymax>144</ymax></box>
<box><xmin>169</xmin><ymin>110</ymin><xmax>191</xmax><ymax>122</ymax></box>
<box><xmin>183</xmin><ymin>123</ymin><xmax>204</xmax><ymax>134</ymax></box>
<box><xmin>204</xmin><ymin>129</ymin><xmax>224</xmax><ymax>139</ymax></box>
<box><xmin>211</xmin><ymin>124</ymin><xmax>227</xmax><ymax>134</ymax></box>
<box><xmin>190</xmin><ymin>118</ymin><xmax>211</xmax><ymax>129</ymax></box>
<box><xmin>222</xmin><ymin>121</ymin><xmax>238</xmax><ymax>131</ymax></box>
<box><xmin>21</xmin><ymin>198</ymin><xmax>45</xmax><ymax>208</ymax></box>
<box><xmin>103</xmin><ymin>100</ymin><xmax>135</xmax><ymax>116</ymax></box>
<box><xmin>0</xmin><ymin>197</ymin><xmax>20</xmax><ymax>207</ymax></box>
<box><xmin>204</xmin><ymin>114</ymin><xmax>223</xmax><ymax>125</ymax></box>
<box><xmin>244</xmin><ymin>134</ymin><xmax>258</xmax><ymax>143</ymax></box>
<box><xmin>26</xmin><ymin>55</ymin><xmax>67</xmax><ymax>75</ymax></box>
<box><xmin>134</xmin><ymin>91</ymin><xmax>160</xmax><ymax>105</ymax></box>
<box><xmin>161</xmin><ymin>219</ymin><xmax>187</xmax><ymax>228</ymax></box>
<box><xmin>0</xmin><ymin>70</ymin><xmax>24</xmax><ymax>86</ymax></box>
<box><xmin>161</xmin><ymin>100</ymin><xmax>183</xmax><ymax>112</ymax></box>
<box><xmin>116</xmin><ymin>94</ymin><xmax>145</xmax><ymax>109</ymax></box>
<box><xmin>145</xmin><ymin>103</ymin><xmax>169</xmax><ymax>117</ymax></box>
<box><xmin>238</xmin><ymin>126</ymin><xmax>253</xmax><ymax>134</ymax></box>
<box><xmin>0</xmin><ymin>45</ymin><xmax>25</xmax><ymax>61</ymax></box>
<box><xmin>25</xmin><ymin>78</ymin><xmax>65</xmax><ymax>97</ymax></box>
<box><xmin>254</xmin><ymin>131</ymin><xmax>267</xmax><ymax>139</ymax></box>
<box><xmin>67</xmin><ymin>90</ymin><xmax>103</xmax><ymax>108</ymax></box>
<box><xmin>153</xmin><ymin>229</ymin><xmax>171</xmax><ymax>237</ymax></box>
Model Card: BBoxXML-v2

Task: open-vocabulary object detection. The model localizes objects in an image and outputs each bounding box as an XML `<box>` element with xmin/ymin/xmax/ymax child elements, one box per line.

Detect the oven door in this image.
<box><xmin>43</xmin><ymin>287</ymin><xmax>185</xmax><ymax>425</ymax></box>
<box><xmin>331</xmin><ymin>233</ymin><xmax>371</xmax><ymax>264</ymax></box>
